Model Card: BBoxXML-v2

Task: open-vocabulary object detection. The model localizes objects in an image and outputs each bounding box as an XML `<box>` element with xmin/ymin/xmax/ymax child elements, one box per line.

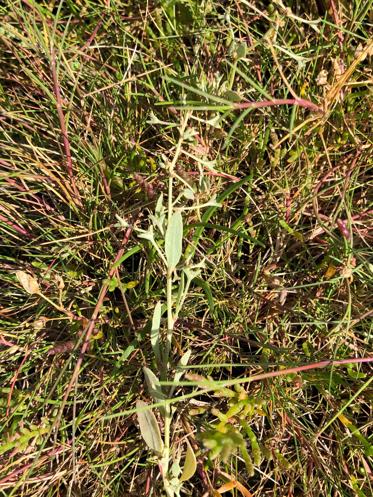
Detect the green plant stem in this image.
<box><xmin>165</xmin><ymin>114</ymin><xmax>189</xmax><ymax>368</ymax></box>
<box><xmin>166</xmin><ymin>267</ymin><xmax>174</xmax><ymax>366</ymax></box>
<box><xmin>162</xmin><ymin>114</ymin><xmax>190</xmax><ymax>493</ymax></box>
<box><xmin>162</xmin><ymin>408</ymin><xmax>172</xmax><ymax>482</ymax></box>
<box><xmin>316</xmin><ymin>375</ymin><xmax>373</xmax><ymax>437</ymax></box>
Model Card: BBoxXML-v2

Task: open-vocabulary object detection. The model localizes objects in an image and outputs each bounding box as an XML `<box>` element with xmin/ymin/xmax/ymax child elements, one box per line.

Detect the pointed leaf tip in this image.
<box><xmin>180</xmin><ymin>440</ymin><xmax>197</xmax><ymax>482</ymax></box>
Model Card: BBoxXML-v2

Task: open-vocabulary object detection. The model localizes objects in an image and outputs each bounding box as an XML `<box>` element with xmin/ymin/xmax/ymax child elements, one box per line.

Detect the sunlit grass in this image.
<box><xmin>0</xmin><ymin>1</ymin><xmax>372</xmax><ymax>496</ymax></box>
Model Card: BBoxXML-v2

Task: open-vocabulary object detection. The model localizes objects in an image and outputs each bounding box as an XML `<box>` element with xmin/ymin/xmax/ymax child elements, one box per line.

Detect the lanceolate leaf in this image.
<box><xmin>180</xmin><ymin>440</ymin><xmax>197</xmax><ymax>482</ymax></box>
<box><xmin>151</xmin><ymin>302</ymin><xmax>162</xmax><ymax>365</ymax></box>
<box><xmin>136</xmin><ymin>400</ymin><xmax>164</xmax><ymax>455</ymax></box>
<box><xmin>143</xmin><ymin>367</ymin><xmax>166</xmax><ymax>403</ymax></box>
<box><xmin>165</xmin><ymin>211</ymin><xmax>183</xmax><ymax>269</ymax></box>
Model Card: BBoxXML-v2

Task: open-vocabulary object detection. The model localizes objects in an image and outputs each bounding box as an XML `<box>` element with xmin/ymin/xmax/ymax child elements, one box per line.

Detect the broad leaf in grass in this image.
<box><xmin>165</xmin><ymin>211</ymin><xmax>183</xmax><ymax>270</ymax></box>
<box><xmin>136</xmin><ymin>400</ymin><xmax>164</xmax><ymax>455</ymax></box>
<box><xmin>143</xmin><ymin>367</ymin><xmax>166</xmax><ymax>404</ymax></box>
<box><xmin>180</xmin><ymin>440</ymin><xmax>197</xmax><ymax>482</ymax></box>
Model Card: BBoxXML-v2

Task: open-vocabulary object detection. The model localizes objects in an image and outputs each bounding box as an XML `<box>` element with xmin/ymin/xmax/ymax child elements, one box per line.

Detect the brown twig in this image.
<box><xmin>79</xmin><ymin>18</ymin><xmax>105</xmax><ymax>53</ymax></box>
<box><xmin>50</xmin><ymin>49</ymin><xmax>82</xmax><ymax>206</ymax></box>
<box><xmin>4</xmin><ymin>177</ymin><xmax>28</xmax><ymax>192</ymax></box>
<box><xmin>351</xmin><ymin>209</ymin><xmax>373</xmax><ymax>221</ymax></box>
<box><xmin>99</xmin><ymin>163</ymin><xmax>111</xmax><ymax>197</ymax></box>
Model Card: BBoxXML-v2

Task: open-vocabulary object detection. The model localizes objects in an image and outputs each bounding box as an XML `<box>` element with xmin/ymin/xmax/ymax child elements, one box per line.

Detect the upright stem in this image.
<box><xmin>162</xmin><ymin>407</ymin><xmax>171</xmax><ymax>481</ymax></box>
<box><xmin>162</xmin><ymin>115</ymin><xmax>189</xmax><ymax>492</ymax></box>
<box><xmin>165</xmin><ymin>115</ymin><xmax>189</xmax><ymax>368</ymax></box>
<box><xmin>165</xmin><ymin>267</ymin><xmax>173</xmax><ymax>366</ymax></box>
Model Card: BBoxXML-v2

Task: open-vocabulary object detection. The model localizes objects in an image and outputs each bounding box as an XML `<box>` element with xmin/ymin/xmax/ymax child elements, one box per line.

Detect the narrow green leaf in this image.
<box><xmin>185</xmin><ymin>175</ymin><xmax>251</xmax><ymax>262</ymax></box>
<box><xmin>136</xmin><ymin>400</ymin><xmax>164</xmax><ymax>455</ymax></box>
<box><xmin>115</xmin><ymin>340</ymin><xmax>138</xmax><ymax>366</ymax></box>
<box><xmin>180</xmin><ymin>440</ymin><xmax>197</xmax><ymax>482</ymax></box>
<box><xmin>234</xmin><ymin>60</ymin><xmax>272</xmax><ymax>99</ymax></box>
<box><xmin>164</xmin><ymin>76</ymin><xmax>233</xmax><ymax>105</ymax></box>
<box><xmin>150</xmin><ymin>193</ymin><xmax>166</xmax><ymax>235</ymax></box>
<box><xmin>178</xmin><ymin>348</ymin><xmax>192</xmax><ymax>368</ymax></box>
<box><xmin>104</xmin><ymin>277</ymin><xmax>118</xmax><ymax>292</ymax></box>
<box><xmin>151</xmin><ymin>302</ymin><xmax>162</xmax><ymax>365</ymax></box>
<box><xmin>193</xmin><ymin>277</ymin><xmax>215</xmax><ymax>317</ymax></box>
<box><xmin>241</xmin><ymin>443</ymin><xmax>255</xmax><ymax>477</ymax></box>
<box><xmin>165</xmin><ymin>211</ymin><xmax>183</xmax><ymax>269</ymax></box>
<box><xmin>183</xmin><ymin>267</ymin><xmax>201</xmax><ymax>283</ymax></box>
<box><xmin>138</xmin><ymin>226</ymin><xmax>167</xmax><ymax>264</ymax></box>
<box><xmin>111</xmin><ymin>245</ymin><xmax>141</xmax><ymax>270</ymax></box>
<box><xmin>279</xmin><ymin>219</ymin><xmax>304</xmax><ymax>242</ymax></box>
<box><xmin>243</xmin><ymin>422</ymin><xmax>262</xmax><ymax>465</ymax></box>
<box><xmin>181</xmin><ymin>188</ymin><xmax>194</xmax><ymax>200</ymax></box>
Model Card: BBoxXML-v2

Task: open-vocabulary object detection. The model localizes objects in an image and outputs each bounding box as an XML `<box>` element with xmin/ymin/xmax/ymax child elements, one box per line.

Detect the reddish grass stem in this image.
<box><xmin>0</xmin><ymin>214</ymin><xmax>31</xmax><ymax>238</ymax></box>
<box><xmin>50</xmin><ymin>50</ymin><xmax>82</xmax><ymax>206</ymax></box>
<box><xmin>233</xmin><ymin>98</ymin><xmax>322</xmax><ymax>113</ymax></box>
<box><xmin>0</xmin><ymin>336</ymin><xmax>16</xmax><ymax>348</ymax></box>
<box><xmin>173</xmin><ymin>357</ymin><xmax>373</xmax><ymax>391</ymax></box>
<box><xmin>56</xmin><ymin>224</ymin><xmax>135</xmax><ymax>425</ymax></box>
<box><xmin>0</xmin><ymin>442</ymin><xmax>70</xmax><ymax>486</ymax></box>
<box><xmin>244</xmin><ymin>357</ymin><xmax>373</xmax><ymax>383</ymax></box>
<box><xmin>79</xmin><ymin>18</ymin><xmax>105</xmax><ymax>53</ymax></box>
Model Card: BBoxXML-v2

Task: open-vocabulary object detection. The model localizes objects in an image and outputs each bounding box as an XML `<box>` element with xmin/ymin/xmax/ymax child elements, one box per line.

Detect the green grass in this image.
<box><xmin>0</xmin><ymin>1</ymin><xmax>372</xmax><ymax>496</ymax></box>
